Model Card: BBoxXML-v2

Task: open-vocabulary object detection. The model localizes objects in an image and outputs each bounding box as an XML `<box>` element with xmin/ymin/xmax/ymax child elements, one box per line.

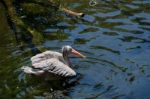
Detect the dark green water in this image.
<box><xmin>0</xmin><ymin>0</ymin><xmax>150</xmax><ymax>99</ymax></box>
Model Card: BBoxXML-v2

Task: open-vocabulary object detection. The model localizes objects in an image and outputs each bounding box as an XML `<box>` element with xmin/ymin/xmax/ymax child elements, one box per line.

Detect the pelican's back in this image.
<box><xmin>32</xmin><ymin>58</ymin><xmax>76</xmax><ymax>77</ymax></box>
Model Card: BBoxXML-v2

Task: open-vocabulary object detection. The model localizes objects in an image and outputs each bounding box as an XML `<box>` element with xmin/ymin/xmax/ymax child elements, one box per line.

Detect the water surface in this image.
<box><xmin>0</xmin><ymin>0</ymin><xmax>150</xmax><ymax>99</ymax></box>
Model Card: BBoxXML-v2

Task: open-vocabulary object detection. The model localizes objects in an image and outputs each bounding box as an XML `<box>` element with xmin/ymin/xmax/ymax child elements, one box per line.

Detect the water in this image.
<box><xmin>0</xmin><ymin>0</ymin><xmax>150</xmax><ymax>99</ymax></box>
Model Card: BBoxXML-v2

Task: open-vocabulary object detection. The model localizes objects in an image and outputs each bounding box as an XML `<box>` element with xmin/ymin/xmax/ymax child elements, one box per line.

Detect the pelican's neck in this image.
<box><xmin>63</xmin><ymin>51</ymin><xmax>71</xmax><ymax>66</ymax></box>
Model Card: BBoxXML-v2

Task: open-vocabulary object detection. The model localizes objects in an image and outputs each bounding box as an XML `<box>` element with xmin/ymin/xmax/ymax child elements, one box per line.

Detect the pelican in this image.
<box><xmin>21</xmin><ymin>45</ymin><xmax>85</xmax><ymax>77</ymax></box>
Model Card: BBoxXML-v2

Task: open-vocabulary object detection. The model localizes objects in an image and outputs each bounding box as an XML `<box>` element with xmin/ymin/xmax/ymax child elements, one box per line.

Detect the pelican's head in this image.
<box><xmin>62</xmin><ymin>45</ymin><xmax>86</xmax><ymax>58</ymax></box>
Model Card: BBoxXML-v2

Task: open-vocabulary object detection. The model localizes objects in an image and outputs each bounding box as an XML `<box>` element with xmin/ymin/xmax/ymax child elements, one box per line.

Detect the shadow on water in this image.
<box><xmin>1</xmin><ymin>0</ymin><xmax>150</xmax><ymax>99</ymax></box>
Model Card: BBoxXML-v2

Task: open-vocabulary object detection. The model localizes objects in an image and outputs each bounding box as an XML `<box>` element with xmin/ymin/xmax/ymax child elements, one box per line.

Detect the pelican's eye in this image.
<box><xmin>62</xmin><ymin>45</ymin><xmax>72</xmax><ymax>53</ymax></box>
<box><xmin>66</xmin><ymin>46</ymin><xmax>72</xmax><ymax>53</ymax></box>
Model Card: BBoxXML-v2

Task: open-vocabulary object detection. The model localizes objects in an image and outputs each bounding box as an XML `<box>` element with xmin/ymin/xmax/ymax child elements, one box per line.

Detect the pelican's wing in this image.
<box><xmin>32</xmin><ymin>58</ymin><xmax>76</xmax><ymax>77</ymax></box>
<box><xmin>31</xmin><ymin>51</ymin><xmax>63</xmax><ymax>64</ymax></box>
<box><xmin>21</xmin><ymin>66</ymin><xmax>45</xmax><ymax>76</ymax></box>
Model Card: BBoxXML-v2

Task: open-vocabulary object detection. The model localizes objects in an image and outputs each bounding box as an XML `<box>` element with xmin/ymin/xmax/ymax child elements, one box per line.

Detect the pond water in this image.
<box><xmin>0</xmin><ymin>0</ymin><xmax>150</xmax><ymax>99</ymax></box>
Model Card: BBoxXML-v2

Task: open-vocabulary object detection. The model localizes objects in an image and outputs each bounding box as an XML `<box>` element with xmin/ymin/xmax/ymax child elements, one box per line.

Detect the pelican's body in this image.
<box><xmin>21</xmin><ymin>45</ymin><xmax>85</xmax><ymax>77</ymax></box>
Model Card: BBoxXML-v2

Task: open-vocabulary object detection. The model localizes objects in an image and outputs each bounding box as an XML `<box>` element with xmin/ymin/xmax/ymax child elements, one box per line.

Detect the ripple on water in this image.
<box><xmin>1</xmin><ymin>0</ymin><xmax>150</xmax><ymax>98</ymax></box>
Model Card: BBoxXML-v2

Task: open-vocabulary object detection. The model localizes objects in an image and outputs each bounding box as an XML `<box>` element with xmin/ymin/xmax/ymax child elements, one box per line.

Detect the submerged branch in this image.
<box><xmin>48</xmin><ymin>0</ymin><xmax>85</xmax><ymax>18</ymax></box>
<box><xmin>61</xmin><ymin>8</ymin><xmax>85</xmax><ymax>18</ymax></box>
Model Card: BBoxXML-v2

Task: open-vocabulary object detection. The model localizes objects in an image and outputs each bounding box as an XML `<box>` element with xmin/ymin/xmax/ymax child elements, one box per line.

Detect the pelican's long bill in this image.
<box><xmin>71</xmin><ymin>49</ymin><xmax>86</xmax><ymax>58</ymax></box>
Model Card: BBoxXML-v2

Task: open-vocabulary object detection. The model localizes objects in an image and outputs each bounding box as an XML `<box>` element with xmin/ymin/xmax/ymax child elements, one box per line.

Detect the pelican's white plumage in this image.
<box><xmin>21</xmin><ymin>45</ymin><xmax>85</xmax><ymax>77</ymax></box>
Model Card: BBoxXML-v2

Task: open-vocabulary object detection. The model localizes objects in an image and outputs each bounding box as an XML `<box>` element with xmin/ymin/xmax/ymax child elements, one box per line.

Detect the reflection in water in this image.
<box><xmin>0</xmin><ymin>0</ymin><xmax>150</xmax><ymax>99</ymax></box>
